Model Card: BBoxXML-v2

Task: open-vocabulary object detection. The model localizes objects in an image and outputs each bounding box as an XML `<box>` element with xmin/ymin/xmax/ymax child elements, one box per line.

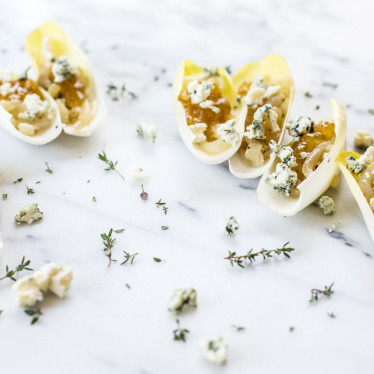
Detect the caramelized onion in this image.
<box><xmin>302</xmin><ymin>140</ymin><xmax>334</xmax><ymax>178</ymax></box>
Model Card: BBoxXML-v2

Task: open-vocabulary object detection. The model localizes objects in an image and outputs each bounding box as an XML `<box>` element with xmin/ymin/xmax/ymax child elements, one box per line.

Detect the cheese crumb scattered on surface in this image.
<box><xmin>222</xmin><ymin>216</ymin><xmax>240</xmax><ymax>235</ymax></box>
<box><xmin>168</xmin><ymin>288</ymin><xmax>197</xmax><ymax>314</ymax></box>
<box><xmin>131</xmin><ymin>167</ymin><xmax>149</xmax><ymax>181</ymax></box>
<box><xmin>354</xmin><ymin>130</ymin><xmax>373</xmax><ymax>148</ymax></box>
<box><xmin>137</xmin><ymin>122</ymin><xmax>157</xmax><ymax>143</ymax></box>
<box><xmin>319</xmin><ymin>196</ymin><xmax>336</xmax><ymax>215</ymax></box>
<box><xmin>15</xmin><ymin>203</ymin><xmax>43</xmax><ymax>224</ymax></box>
<box><xmin>200</xmin><ymin>337</ymin><xmax>227</xmax><ymax>365</ymax></box>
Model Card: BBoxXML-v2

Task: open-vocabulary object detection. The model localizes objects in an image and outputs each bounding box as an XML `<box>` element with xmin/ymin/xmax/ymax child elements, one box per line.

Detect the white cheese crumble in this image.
<box><xmin>269</xmin><ymin>140</ymin><xmax>297</xmax><ymax>167</ymax></box>
<box><xmin>319</xmin><ymin>196</ymin><xmax>336</xmax><ymax>215</ymax></box>
<box><xmin>199</xmin><ymin>99</ymin><xmax>220</xmax><ymax>113</ymax></box>
<box><xmin>137</xmin><ymin>122</ymin><xmax>157</xmax><ymax>143</ymax></box>
<box><xmin>346</xmin><ymin>146</ymin><xmax>374</xmax><ymax>174</ymax></box>
<box><xmin>0</xmin><ymin>82</ymin><xmax>12</xmax><ymax>96</ymax></box>
<box><xmin>354</xmin><ymin>130</ymin><xmax>373</xmax><ymax>148</ymax></box>
<box><xmin>18</xmin><ymin>94</ymin><xmax>51</xmax><ymax>122</ymax></box>
<box><xmin>200</xmin><ymin>337</ymin><xmax>227</xmax><ymax>365</ymax></box>
<box><xmin>243</xmin><ymin>76</ymin><xmax>280</xmax><ymax>107</ymax></box>
<box><xmin>131</xmin><ymin>167</ymin><xmax>149</xmax><ymax>181</ymax></box>
<box><xmin>288</xmin><ymin>116</ymin><xmax>314</xmax><ymax>138</ymax></box>
<box><xmin>189</xmin><ymin>123</ymin><xmax>207</xmax><ymax>144</ymax></box>
<box><xmin>52</xmin><ymin>56</ymin><xmax>77</xmax><ymax>83</ymax></box>
<box><xmin>300</xmin><ymin>151</ymin><xmax>308</xmax><ymax>159</ymax></box>
<box><xmin>15</xmin><ymin>203</ymin><xmax>43</xmax><ymax>224</ymax></box>
<box><xmin>12</xmin><ymin>263</ymin><xmax>73</xmax><ymax>307</ymax></box>
<box><xmin>245</xmin><ymin>103</ymin><xmax>278</xmax><ymax>140</ymax></box>
<box><xmin>328</xmin><ymin>222</ymin><xmax>341</xmax><ymax>233</ymax></box>
<box><xmin>168</xmin><ymin>288</ymin><xmax>197</xmax><ymax>314</ymax></box>
<box><xmin>217</xmin><ymin>119</ymin><xmax>239</xmax><ymax>144</ymax></box>
<box><xmin>222</xmin><ymin>216</ymin><xmax>240</xmax><ymax>235</ymax></box>
<box><xmin>266</xmin><ymin>163</ymin><xmax>297</xmax><ymax>196</ymax></box>
<box><xmin>187</xmin><ymin>80</ymin><xmax>213</xmax><ymax>104</ymax></box>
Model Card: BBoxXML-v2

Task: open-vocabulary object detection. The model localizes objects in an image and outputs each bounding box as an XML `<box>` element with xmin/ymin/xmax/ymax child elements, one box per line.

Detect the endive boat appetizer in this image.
<box><xmin>336</xmin><ymin>147</ymin><xmax>374</xmax><ymax>241</ymax></box>
<box><xmin>229</xmin><ymin>55</ymin><xmax>294</xmax><ymax>178</ymax></box>
<box><xmin>173</xmin><ymin>60</ymin><xmax>246</xmax><ymax>164</ymax></box>
<box><xmin>257</xmin><ymin>99</ymin><xmax>347</xmax><ymax>216</ymax></box>
<box><xmin>25</xmin><ymin>21</ymin><xmax>106</xmax><ymax>137</ymax></box>
<box><xmin>0</xmin><ymin>70</ymin><xmax>61</xmax><ymax>145</ymax></box>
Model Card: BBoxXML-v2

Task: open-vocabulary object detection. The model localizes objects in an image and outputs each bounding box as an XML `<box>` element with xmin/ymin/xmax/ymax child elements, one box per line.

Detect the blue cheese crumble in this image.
<box><xmin>217</xmin><ymin>119</ymin><xmax>239</xmax><ymax>144</ymax></box>
<box><xmin>354</xmin><ymin>130</ymin><xmax>373</xmax><ymax>148</ymax></box>
<box><xmin>245</xmin><ymin>104</ymin><xmax>278</xmax><ymax>140</ymax></box>
<box><xmin>199</xmin><ymin>99</ymin><xmax>220</xmax><ymax>113</ymax></box>
<box><xmin>269</xmin><ymin>140</ymin><xmax>297</xmax><ymax>167</ymax></box>
<box><xmin>189</xmin><ymin>123</ymin><xmax>207</xmax><ymax>144</ymax></box>
<box><xmin>288</xmin><ymin>116</ymin><xmax>314</xmax><ymax>138</ymax></box>
<box><xmin>319</xmin><ymin>196</ymin><xmax>336</xmax><ymax>215</ymax></box>
<box><xmin>137</xmin><ymin>122</ymin><xmax>157</xmax><ymax>143</ymax></box>
<box><xmin>15</xmin><ymin>203</ymin><xmax>43</xmax><ymax>224</ymax></box>
<box><xmin>168</xmin><ymin>288</ymin><xmax>197</xmax><ymax>314</ymax></box>
<box><xmin>187</xmin><ymin>80</ymin><xmax>212</xmax><ymax>104</ymax></box>
<box><xmin>52</xmin><ymin>56</ymin><xmax>77</xmax><ymax>83</ymax></box>
<box><xmin>222</xmin><ymin>215</ymin><xmax>240</xmax><ymax>235</ymax></box>
<box><xmin>243</xmin><ymin>76</ymin><xmax>280</xmax><ymax>107</ymax></box>
<box><xmin>200</xmin><ymin>337</ymin><xmax>227</xmax><ymax>365</ymax></box>
<box><xmin>346</xmin><ymin>147</ymin><xmax>374</xmax><ymax>174</ymax></box>
<box><xmin>18</xmin><ymin>94</ymin><xmax>51</xmax><ymax>122</ymax></box>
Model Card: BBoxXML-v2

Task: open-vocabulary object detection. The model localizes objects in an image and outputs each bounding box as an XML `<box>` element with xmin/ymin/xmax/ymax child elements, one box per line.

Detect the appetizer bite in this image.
<box><xmin>257</xmin><ymin>99</ymin><xmax>346</xmax><ymax>216</ymax></box>
<box><xmin>173</xmin><ymin>60</ymin><xmax>246</xmax><ymax>164</ymax></box>
<box><xmin>229</xmin><ymin>55</ymin><xmax>294</xmax><ymax>178</ymax></box>
<box><xmin>25</xmin><ymin>21</ymin><xmax>106</xmax><ymax>137</ymax></box>
<box><xmin>0</xmin><ymin>70</ymin><xmax>61</xmax><ymax>144</ymax></box>
<box><xmin>336</xmin><ymin>147</ymin><xmax>374</xmax><ymax>241</ymax></box>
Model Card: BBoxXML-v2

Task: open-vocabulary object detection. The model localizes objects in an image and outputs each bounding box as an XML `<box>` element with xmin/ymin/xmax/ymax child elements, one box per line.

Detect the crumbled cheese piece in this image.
<box><xmin>319</xmin><ymin>196</ymin><xmax>336</xmax><ymax>215</ymax></box>
<box><xmin>0</xmin><ymin>82</ymin><xmax>12</xmax><ymax>96</ymax></box>
<box><xmin>18</xmin><ymin>122</ymin><xmax>35</xmax><ymax>136</ymax></box>
<box><xmin>199</xmin><ymin>99</ymin><xmax>220</xmax><ymax>113</ymax></box>
<box><xmin>15</xmin><ymin>203</ymin><xmax>43</xmax><ymax>224</ymax></box>
<box><xmin>18</xmin><ymin>94</ymin><xmax>51</xmax><ymax>122</ymax></box>
<box><xmin>300</xmin><ymin>152</ymin><xmax>308</xmax><ymax>159</ymax></box>
<box><xmin>200</xmin><ymin>337</ymin><xmax>227</xmax><ymax>365</ymax></box>
<box><xmin>346</xmin><ymin>147</ymin><xmax>374</xmax><ymax>174</ymax></box>
<box><xmin>131</xmin><ymin>167</ymin><xmax>149</xmax><ymax>181</ymax></box>
<box><xmin>266</xmin><ymin>163</ymin><xmax>297</xmax><ymax>196</ymax></box>
<box><xmin>222</xmin><ymin>216</ymin><xmax>240</xmax><ymax>235</ymax></box>
<box><xmin>52</xmin><ymin>56</ymin><xmax>77</xmax><ymax>83</ymax></box>
<box><xmin>245</xmin><ymin>104</ymin><xmax>278</xmax><ymax>140</ymax></box>
<box><xmin>288</xmin><ymin>116</ymin><xmax>314</xmax><ymax>138</ymax></box>
<box><xmin>269</xmin><ymin>140</ymin><xmax>297</xmax><ymax>167</ymax></box>
<box><xmin>168</xmin><ymin>288</ymin><xmax>197</xmax><ymax>314</ymax></box>
<box><xmin>12</xmin><ymin>263</ymin><xmax>73</xmax><ymax>307</ymax></box>
<box><xmin>189</xmin><ymin>122</ymin><xmax>207</xmax><ymax>144</ymax></box>
<box><xmin>370</xmin><ymin>198</ymin><xmax>374</xmax><ymax>212</ymax></box>
<box><xmin>187</xmin><ymin>80</ymin><xmax>212</xmax><ymax>104</ymax></box>
<box><xmin>354</xmin><ymin>130</ymin><xmax>373</xmax><ymax>148</ymax></box>
<box><xmin>217</xmin><ymin>119</ymin><xmax>239</xmax><ymax>144</ymax></box>
<box><xmin>244</xmin><ymin>140</ymin><xmax>264</xmax><ymax>166</ymax></box>
<box><xmin>243</xmin><ymin>76</ymin><xmax>280</xmax><ymax>107</ymax></box>
<box><xmin>137</xmin><ymin>122</ymin><xmax>157</xmax><ymax>143</ymax></box>
<box><xmin>328</xmin><ymin>222</ymin><xmax>341</xmax><ymax>232</ymax></box>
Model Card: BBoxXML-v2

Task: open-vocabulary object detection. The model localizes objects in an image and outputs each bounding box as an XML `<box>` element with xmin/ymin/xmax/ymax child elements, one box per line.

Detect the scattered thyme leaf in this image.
<box><xmin>224</xmin><ymin>242</ymin><xmax>294</xmax><ymax>267</ymax></box>
<box><xmin>121</xmin><ymin>251</ymin><xmax>139</xmax><ymax>265</ymax></box>
<box><xmin>225</xmin><ymin>66</ymin><xmax>232</xmax><ymax>75</ymax></box>
<box><xmin>304</xmin><ymin>92</ymin><xmax>313</xmax><ymax>98</ymax></box>
<box><xmin>368</xmin><ymin>109</ymin><xmax>374</xmax><ymax>115</ymax></box>
<box><xmin>173</xmin><ymin>319</ymin><xmax>189</xmax><ymax>342</ymax></box>
<box><xmin>92</xmin><ymin>196</ymin><xmax>96</xmax><ymax>202</ymax></box>
<box><xmin>323</xmin><ymin>82</ymin><xmax>338</xmax><ymax>89</ymax></box>
<box><xmin>115</xmin><ymin>228</ymin><xmax>125</xmax><ymax>234</ymax></box>
<box><xmin>24</xmin><ymin>305</ymin><xmax>42</xmax><ymax>325</ymax></box>
<box><xmin>140</xmin><ymin>184</ymin><xmax>148</xmax><ymax>200</ymax></box>
<box><xmin>315</xmin><ymin>105</ymin><xmax>320</xmax><ymax>110</ymax></box>
<box><xmin>13</xmin><ymin>178</ymin><xmax>23</xmax><ymax>184</ymax></box>
<box><xmin>161</xmin><ymin>226</ymin><xmax>169</xmax><ymax>230</ymax></box>
<box><xmin>2</xmin><ymin>194</ymin><xmax>7</xmax><ymax>200</ymax></box>
<box><xmin>309</xmin><ymin>283</ymin><xmax>334</xmax><ymax>303</ymax></box>
<box><xmin>153</xmin><ymin>257</ymin><xmax>162</xmax><ymax>263</ymax></box>
<box><xmin>26</xmin><ymin>186</ymin><xmax>34</xmax><ymax>195</ymax></box>
<box><xmin>327</xmin><ymin>312</ymin><xmax>336</xmax><ymax>318</ymax></box>
<box><xmin>0</xmin><ymin>256</ymin><xmax>33</xmax><ymax>281</ymax></box>
<box><xmin>231</xmin><ymin>325</ymin><xmax>245</xmax><ymax>332</ymax></box>
<box><xmin>156</xmin><ymin>199</ymin><xmax>168</xmax><ymax>214</ymax></box>
<box><xmin>289</xmin><ymin>326</ymin><xmax>295</xmax><ymax>332</ymax></box>
<box><xmin>45</xmin><ymin>162</ymin><xmax>53</xmax><ymax>174</ymax></box>
<box><xmin>126</xmin><ymin>283</ymin><xmax>131</xmax><ymax>289</ymax></box>
<box><xmin>98</xmin><ymin>151</ymin><xmax>125</xmax><ymax>181</ymax></box>
<box><xmin>154</xmin><ymin>75</ymin><xmax>159</xmax><ymax>81</ymax></box>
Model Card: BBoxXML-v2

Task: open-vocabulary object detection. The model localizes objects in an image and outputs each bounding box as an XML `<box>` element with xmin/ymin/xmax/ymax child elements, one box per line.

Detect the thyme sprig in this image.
<box><xmin>45</xmin><ymin>162</ymin><xmax>53</xmax><ymax>174</ymax></box>
<box><xmin>101</xmin><ymin>228</ymin><xmax>125</xmax><ymax>267</ymax></box>
<box><xmin>173</xmin><ymin>319</ymin><xmax>189</xmax><ymax>342</ymax></box>
<box><xmin>0</xmin><ymin>257</ymin><xmax>32</xmax><ymax>281</ymax></box>
<box><xmin>13</xmin><ymin>178</ymin><xmax>23</xmax><ymax>184</ymax></box>
<box><xmin>24</xmin><ymin>305</ymin><xmax>42</xmax><ymax>325</ymax></box>
<box><xmin>98</xmin><ymin>152</ymin><xmax>125</xmax><ymax>181</ymax></box>
<box><xmin>121</xmin><ymin>251</ymin><xmax>139</xmax><ymax>265</ymax></box>
<box><xmin>155</xmin><ymin>199</ymin><xmax>168</xmax><ymax>215</ymax></box>
<box><xmin>26</xmin><ymin>186</ymin><xmax>34</xmax><ymax>194</ymax></box>
<box><xmin>309</xmin><ymin>283</ymin><xmax>334</xmax><ymax>303</ymax></box>
<box><xmin>225</xmin><ymin>242</ymin><xmax>294</xmax><ymax>268</ymax></box>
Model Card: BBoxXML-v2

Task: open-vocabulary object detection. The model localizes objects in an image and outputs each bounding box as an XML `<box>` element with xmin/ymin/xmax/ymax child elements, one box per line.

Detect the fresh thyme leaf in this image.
<box><xmin>92</xmin><ymin>196</ymin><xmax>96</xmax><ymax>202</ymax></box>
<box><xmin>115</xmin><ymin>229</ymin><xmax>125</xmax><ymax>234</ymax></box>
<box><xmin>13</xmin><ymin>178</ymin><xmax>23</xmax><ymax>184</ymax></box>
<box><xmin>304</xmin><ymin>92</ymin><xmax>313</xmax><ymax>98</ymax></box>
<box><xmin>173</xmin><ymin>319</ymin><xmax>189</xmax><ymax>342</ymax></box>
<box><xmin>2</xmin><ymin>194</ymin><xmax>7</xmax><ymax>200</ymax></box>
<box><xmin>0</xmin><ymin>310</ymin><xmax>3</xmax><ymax>315</ymax></box>
<box><xmin>98</xmin><ymin>151</ymin><xmax>125</xmax><ymax>181</ymax></box>
<box><xmin>24</xmin><ymin>305</ymin><xmax>42</xmax><ymax>325</ymax></box>
<box><xmin>323</xmin><ymin>82</ymin><xmax>338</xmax><ymax>89</ymax></box>
<box><xmin>154</xmin><ymin>75</ymin><xmax>159</xmax><ymax>81</ymax></box>
<box><xmin>153</xmin><ymin>257</ymin><xmax>162</xmax><ymax>263</ymax></box>
<box><xmin>140</xmin><ymin>184</ymin><xmax>148</xmax><ymax>200</ymax></box>
<box><xmin>231</xmin><ymin>325</ymin><xmax>245</xmax><ymax>332</ymax></box>
<box><xmin>309</xmin><ymin>283</ymin><xmax>334</xmax><ymax>302</ymax></box>
<box><xmin>315</xmin><ymin>105</ymin><xmax>320</xmax><ymax>110</ymax></box>
<box><xmin>224</xmin><ymin>242</ymin><xmax>294</xmax><ymax>267</ymax></box>
<box><xmin>225</xmin><ymin>65</ymin><xmax>232</xmax><ymax>75</ymax></box>
<box><xmin>125</xmin><ymin>283</ymin><xmax>131</xmax><ymax>289</ymax></box>
<box><xmin>156</xmin><ymin>199</ymin><xmax>168</xmax><ymax>214</ymax></box>
<box><xmin>289</xmin><ymin>326</ymin><xmax>295</xmax><ymax>332</ymax></box>
<box><xmin>45</xmin><ymin>162</ymin><xmax>53</xmax><ymax>174</ymax></box>
<box><xmin>36</xmin><ymin>181</ymin><xmax>41</xmax><ymax>184</ymax></box>
<box><xmin>121</xmin><ymin>251</ymin><xmax>139</xmax><ymax>265</ymax></box>
<box><xmin>327</xmin><ymin>312</ymin><xmax>336</xmax><ymax>318</ymax></box>
<box><xmin>0</xmin><ymin>256</ymin><xmax>33</xmax><ymax>281</ymax></box>
<box><xmin>26</xmin><ymin>186</ymin><xmax>34</xmax><ymax>195</ymax></box>
<box><xmin>368</xmin><ymin>109</ymin><xmax>374</xmax><ymax>115</ymax></box>
<box><xmin>101</xmin><ymin>228</ymin><xmax>124</xmax><ymax>267</ymax></box>
<box><xmin>167</xmin><ymin>82</ymin><xmax>172</xmax><ymax>87</ymax></box>
<box><xmin>161</xmin><ymin>226</ymin><xmax>169</xmax><ymax>230</ymax></box>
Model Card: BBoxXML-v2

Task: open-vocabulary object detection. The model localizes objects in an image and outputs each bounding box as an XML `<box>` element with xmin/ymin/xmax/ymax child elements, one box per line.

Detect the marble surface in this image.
<box><xmin>1</xmin><ymin>0</ymin><xmax>374</xmax><ymax>373</ymax></box>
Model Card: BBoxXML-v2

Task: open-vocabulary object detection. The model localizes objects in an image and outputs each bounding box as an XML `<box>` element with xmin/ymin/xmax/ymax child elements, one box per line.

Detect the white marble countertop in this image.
<box><xmin>1</xmin><ymin>0</ymin><xmax>374</xmax><ymax>373</ymax></box>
